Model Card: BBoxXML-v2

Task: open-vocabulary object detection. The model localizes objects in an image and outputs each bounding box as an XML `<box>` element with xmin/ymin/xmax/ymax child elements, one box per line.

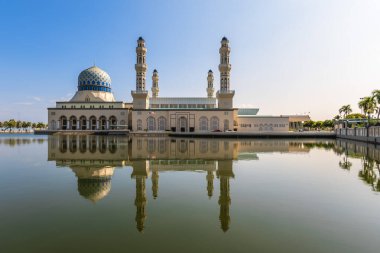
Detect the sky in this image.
<box><xmin>0</xmin><ymin>0</ymin><xmax>379</xmax><ymax>122</ymax></box>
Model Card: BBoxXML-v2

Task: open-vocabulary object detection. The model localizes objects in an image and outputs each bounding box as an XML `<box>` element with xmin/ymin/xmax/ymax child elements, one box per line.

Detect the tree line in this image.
<box><xmin>0</xmin><ymin>119</ymin><xmax>47</xmax><ymax>132</ymax></box>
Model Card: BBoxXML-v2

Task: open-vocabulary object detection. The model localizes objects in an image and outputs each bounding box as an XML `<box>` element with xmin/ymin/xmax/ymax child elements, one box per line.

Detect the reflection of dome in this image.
<box><xmin>71</xmin><ymin>167</ymin><xmax>115</xmax><ymax>202</ymax></box>
<box><xmin>70</xmin><ymin>66</ymin><xmax>115</xmax><ymax>102</ymax></box>
<box><xmin>78</xmin><ymin>177</ymin><xmax>111</xmax><ymax>203</ymax></box>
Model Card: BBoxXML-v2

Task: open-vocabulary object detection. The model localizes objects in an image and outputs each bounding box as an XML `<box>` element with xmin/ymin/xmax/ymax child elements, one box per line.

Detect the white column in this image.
<box><xmin>86</xmin><ymin>120</ymin><xmax>90</xmax><ymax>130</ymax></box>
<box><xmin>106</xmin><ymin>120</ymin><xmax>109</xmax><ymax>130</ymax></box>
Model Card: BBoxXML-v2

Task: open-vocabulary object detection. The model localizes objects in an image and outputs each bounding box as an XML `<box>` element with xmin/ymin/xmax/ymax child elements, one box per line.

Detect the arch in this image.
<box><xmin>178</xmin><ymin>140</ymin><xmax>188</xmax><ymax>153</ymax></box>
<box><xmin>79</xmin><ymin>116</ymin><xmax>87</xmax><ymax>130</ymax></box>
<box><xmin>210</xmin><ymin>116</ymin><xmax>219</xmax><ymax>131</ymax></box>
<box><xmin>59</xmin><ymin>135</ymin><xmax>67</xmax><ymax>153</ymax></box>
<box><xmin>79</xmin><ymin>135</ymin><xmax>87</xmax><ymax>153</ymax></box>
<box><xmin>158</xmin><ymin>116</ymin><xmax>167</xmax><ymax>131</ymax></box>
<box><xmin>69</xmin><ymin>135</ymin><xmax>77</xmax><ymax>153</ymax></box>
<box><xmin>210</xmin><ymin>140</ymin><xmax>219</xmax><ymax>153</ymax></box>
<box><xmin>199</xmin><ymin>116</ymin><xmax>208</xmax><ymax>131</ymax></box>
<box><xmin>89</xmin><ymin>136</ymin><xmax>97</xmax><ymax>153</ymax></box>
<box><xmin>109</xmin><ymin>116</ymin><xmax>117</xmax><ymax>130</ymax></box>
<box><xmin>147</xmin><ymin>139</ymin><xmax>156</xmax><ymax>153</ymax></box>
<box><xmin>137</xmin><ymin>119</ymin><xmax>143</xmax><ymax>131</ymax></box>
<box><xmin>147</xmin><ymin>116</ymin><xmax>156</xmax><ymax>131</ymax></box>
<box><xmin>109</xmin><ymin>138</ymin><xmax>117</xmax><ymax>153</ymax></box>
<box><xmin>223</xmin><ymin>119</ymin><xmax>229</xmax><ymax>131</ymax></box>
<box><xmin>99</xmin><ymin>136</ymin><xmax>107</xmax><ymax>153</ymax></box>
<box><xmin>178</xmin><ymin>117</ymin><xmax>188</xmax><ymax>132</ymax></box>
<box><xmin>158</xmin><ymin>139</ymin><xmax>166</xmax><ymax>154</ymax></box>
<box><xmin>89</xmin><ymin>116</ymin><xmax>97</xmax><ymax>130</ymax></box>
<box><xmin>199</xmin><ymin>140</ymin><xmax>208</xmax><ymax>153</ymax></box>
<box><xmin>69</xmin><ymin>116</ymin><xmax>77</xmax><ymax>130</ymax></box>
<box><xmin>99</xmin><ymin>116</ymin><xmax>107</xmax><ymax>130</ymax></box>
<box><xmin>60</xmin><ymin>116</ymin><xmax>68</xmax><ymax>130</ymax></box>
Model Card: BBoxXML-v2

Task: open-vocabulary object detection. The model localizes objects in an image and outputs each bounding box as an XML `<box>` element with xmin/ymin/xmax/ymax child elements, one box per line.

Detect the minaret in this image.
<box><xmin>131</xmin><ymin>160</ymin><xmax>149</xmax><ymax>232</ymax></box>
<box><xmin>216</xmin><ymin>37</ymin><xmax>235</xmax><ymax>109</ymax></box>
<box><xmin>206</xmin><ymin>170</ymin><xmax>214</xmax><ymax>198</ymax></box>
<box><xmin>207</xmin><ymin>70</ymin><xmax>214</xmax><ymax>98</ymax></box>
<box><xmin>217</xmin><ymin>160</ymin><xmax>234</xmax><ymax>232</ymax></box>
<box><xmin>151</xmin><ymin>69</ymin><xmax>159</xmax><ymax>98</ymax></box>
<box><xmin>151</xmin><ymin>170</ymin><xmax>159</xmax><ymax>199</ymax></box>
<box><xmin>131</xmin><ymin>37</ymin><xmax>149</xmax><ymax>109</ymax></box>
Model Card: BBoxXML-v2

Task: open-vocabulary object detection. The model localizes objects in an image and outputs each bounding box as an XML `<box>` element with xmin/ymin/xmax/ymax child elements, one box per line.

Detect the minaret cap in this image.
<box><xmin>138</xmin><ymin>36</ymin><xmax>145</xmax><ymax>42</ymax></box>
<box><xmin>221</xmin><ymin>37</ymin><xmax>229</xmax><ymax>42</ymax></box>
<box><xmin>208</xmin><ymin>69</ymin><xmax>213</xmax><ymax>73</ymax></box>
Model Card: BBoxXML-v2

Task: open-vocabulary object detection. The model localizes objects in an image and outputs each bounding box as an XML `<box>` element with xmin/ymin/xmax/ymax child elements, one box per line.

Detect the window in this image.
<box><xmin>137</xmin><ymin>119</ymin><xmax>142</xmax><ymax>131</ymax></box>
<box><xmin>199</xmin><ymin>117</ymin><xmax>208</xmax><ymax>131</ymax></box>
<box><xmin>210</xmin><ymin>116</ymin><xmax>219</xmax><ymax>131</ymax></box>
<box><xmin>158</xmin><ymin>116</ymin><xmax>166</xmax><ymax>131</ymax></box>
<box><xmin>147</xmin><ymin>116</ymin><xmax>156</xmax><ymax>131</ymax></box>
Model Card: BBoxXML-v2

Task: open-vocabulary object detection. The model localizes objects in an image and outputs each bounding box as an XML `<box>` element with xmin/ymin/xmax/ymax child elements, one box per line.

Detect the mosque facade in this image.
<box><xmin>47</xmin><ymin>37</ymin><xmax>308</xmax><ymax>133</ymax></box>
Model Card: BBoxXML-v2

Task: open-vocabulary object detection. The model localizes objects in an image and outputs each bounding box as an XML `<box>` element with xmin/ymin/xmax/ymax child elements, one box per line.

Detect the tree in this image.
<box><xmin>303</xmin><ymin>120</ymin><xmax>314</xmax><ymax>128</ymax></box>
<box><xmin>0</xmin><ymin>121</ymin><xmax>2</xmax><ymax>128</ymax></box>
<box><xmin>7</xmin><ymin>119</ymin><xmax>16</xmax><ymax>129</ymax></box>
<box><xmin>358</xmin><ymin>96</ymin><xmax>376</xmax><ymax>124</ymax></box>
<box><xmin>372</xmin><ymin>89</ymin><xmax>380</xmax><ymax>119</ymax></box>
<box><xmin>322</xmin><ymin>120</ymin><xmax>333</xmax><ymax>128</ymax></box>
<box><xmin>339</xmin><ymin>105</ymin><xmax>352</xmax><ymax>119</ymax></box>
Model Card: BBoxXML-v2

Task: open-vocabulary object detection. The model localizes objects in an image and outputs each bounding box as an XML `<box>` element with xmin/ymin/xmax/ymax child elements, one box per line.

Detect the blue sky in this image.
<box><xmin>1</xmin><ymin>0</ymin><xmax>380</xmax><ymax>121</ymax></box>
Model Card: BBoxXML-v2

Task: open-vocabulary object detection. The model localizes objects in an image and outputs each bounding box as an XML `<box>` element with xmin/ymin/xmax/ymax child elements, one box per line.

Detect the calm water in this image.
<box><xmin>0</xmin><ymin>135</ymin><xmax>379</xmax><ymax>253</ymax></box>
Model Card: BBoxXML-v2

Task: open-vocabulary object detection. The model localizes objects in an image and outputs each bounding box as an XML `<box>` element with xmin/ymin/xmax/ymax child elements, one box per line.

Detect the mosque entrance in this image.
<box><xmin>178</xmin><ymin>117</ymin><xmax>188</xmax><ymax>132</ymax></box>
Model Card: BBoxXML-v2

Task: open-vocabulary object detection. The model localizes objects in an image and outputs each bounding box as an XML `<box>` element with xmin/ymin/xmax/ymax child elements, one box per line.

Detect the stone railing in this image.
<box><xmin>336</xmin><ymin>126</ymin><xmax>380</xmax><ymax>143</ymax></box>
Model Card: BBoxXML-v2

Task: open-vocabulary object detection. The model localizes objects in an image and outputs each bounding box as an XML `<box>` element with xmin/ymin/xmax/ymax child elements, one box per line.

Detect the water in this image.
<box><xmin>0</xmin><ymin>135</ymin><xmax>379</xmax><ymax>253</ymax></box>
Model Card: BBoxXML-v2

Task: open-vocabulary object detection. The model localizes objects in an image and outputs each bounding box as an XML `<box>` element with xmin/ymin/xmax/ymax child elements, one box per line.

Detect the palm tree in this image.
<box><xmin>372</xmin><ymin>89</ymin><xmax>380</xmax><ymax>119</ymax></box>
<box><xmin>358</xmin><ymin>97</ymin><xmax>376</xmax><ymax>123</ymax></box>
<box><xmin>339</xmin><ymin>105</ymin><xmax>352</xmax><ymax>119</ymax></box>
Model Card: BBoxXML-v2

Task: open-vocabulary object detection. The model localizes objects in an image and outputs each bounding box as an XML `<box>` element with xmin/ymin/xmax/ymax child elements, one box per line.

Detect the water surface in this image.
<box><xmin>0</xmin><ymin>135</ymin><xmax>379</xmax><ymax>253</ymax></box>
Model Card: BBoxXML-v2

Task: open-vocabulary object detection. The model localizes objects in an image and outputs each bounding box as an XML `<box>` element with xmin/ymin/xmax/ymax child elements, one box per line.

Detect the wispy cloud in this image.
<box><xmin>32</xmin><ymin>96</ymin><xmax>42</xmax><ymax>102</ymax></box>
<box><xmin>13</xmin><ymin>102</ymin><xmax>34</xmax><ymax>105</ymax></box>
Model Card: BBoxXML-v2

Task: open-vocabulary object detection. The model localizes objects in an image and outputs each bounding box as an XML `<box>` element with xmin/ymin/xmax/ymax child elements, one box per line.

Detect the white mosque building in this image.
<box><xmin>47</xmin><ymin>37</ymin><xmax>308</xmax><ymax>133</ymax></box>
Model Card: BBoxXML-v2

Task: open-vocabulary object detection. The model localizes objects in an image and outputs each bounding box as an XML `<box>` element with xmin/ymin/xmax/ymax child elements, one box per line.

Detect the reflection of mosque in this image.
<box><xmin>48</xmin><ymin>135</ymin><xmax>312</xmax><ymax>232</ymax></box>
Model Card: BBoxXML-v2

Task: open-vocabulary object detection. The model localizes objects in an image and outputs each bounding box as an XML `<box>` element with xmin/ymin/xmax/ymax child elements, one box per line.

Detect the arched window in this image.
<box><xmin>109</xmin><ymin>116</ymin><xmax>117</xmax><ymax>130</ymax></box>
<box><xmin>89</xmin><ymin>116</ymin><xmax>97</xmax><ymax>130</ymax></box>
<box><xmin>199</xmin><ymin>117</ymin><xmax>208</xmax><ymax>131</ymax></box>
<box><xmin>137</xmin><ymin>119</ymin><xmax>142</xmax><ymax>131</ymax></box>
<box><xmin>210</xmin><ymin>116</ymin><xmax>219</xmax><ymax>131</ymax></box>
<box><xmin>147</xmin><ymin>116</ymin><xmax>156</xmax><ymax>131</ymax></box>
<box><xmin>79</xmin><ymin>116</ymin><xmax>87</xmax><ymax>130</ymax></box>
<box><xmin>99</xmin><ymin>116</ymin><xmax>107</xmax><ymax>130</ymax></box>
<box><xmin>60</xmin><ymin>116</ymin><xmax>67</xmax><ymax>130</ymax></box>
<box><xmin>158</xmin><ymin>116</ymin><xmax>166</xmax><ymax>131</ymax></box>
<box><xmin>69</xmin><ymin>116</ymin><xmax>77</xmax><ymax>130</ymax></box>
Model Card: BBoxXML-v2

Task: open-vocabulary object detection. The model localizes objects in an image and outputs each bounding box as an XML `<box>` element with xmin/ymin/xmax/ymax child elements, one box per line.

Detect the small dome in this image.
<box><xmin>208</xmin><ymin>69</ymin><xmax>213</xmax><ymax>73</ymax></box>
<box><xmin>153</xmin><ymin>69</ymin><xmax>158</xmax><ymax>73</ymax></box>
<box><xmin>138</xmin><ymin>36</ymin><xmax>145</xmax><ymax>42</ymax></box>
<box><xmin>221</xmin><ymin>37</ymin><xmax>229</xmax><ymax>42</ymax></box>
<box><xmin>77</xmin><ymin>66</ymin><xmax>112</xmax><ymax>93</ymax></box>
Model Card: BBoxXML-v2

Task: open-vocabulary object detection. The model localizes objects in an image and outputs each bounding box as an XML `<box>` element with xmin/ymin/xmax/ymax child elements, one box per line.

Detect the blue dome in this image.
<box><xmin>77</xmin><ymin>66</ymin><xmax>112</xmax><ymax>92</ymax></box>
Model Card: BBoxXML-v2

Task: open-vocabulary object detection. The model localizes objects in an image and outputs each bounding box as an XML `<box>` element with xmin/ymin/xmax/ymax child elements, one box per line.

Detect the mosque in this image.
<box><xmin>47</xmin><ymin>37</ymin><xmax>308</xmax><ymax>133</ymax></box>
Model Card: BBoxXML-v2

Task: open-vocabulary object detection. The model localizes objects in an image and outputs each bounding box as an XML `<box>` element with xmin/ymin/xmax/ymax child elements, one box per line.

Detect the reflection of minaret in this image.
<box><xmin>152</xmin><ymin>170</ymin><xmax>159</xmax><ymax>199</ymax></box>
<box><xmin>206</xmin><ymin>171</ymin><xmax>214</xmax><ymax>198</ymax></box>
<box><xmin>217</xmin><ymin>160</ymin><xmax>234</xmax><ymax>232</ymax></box>
<box><xmin>131</xmin><ymin>161</ymin><xmax>149</xmax><ymax>232</ymax></box>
